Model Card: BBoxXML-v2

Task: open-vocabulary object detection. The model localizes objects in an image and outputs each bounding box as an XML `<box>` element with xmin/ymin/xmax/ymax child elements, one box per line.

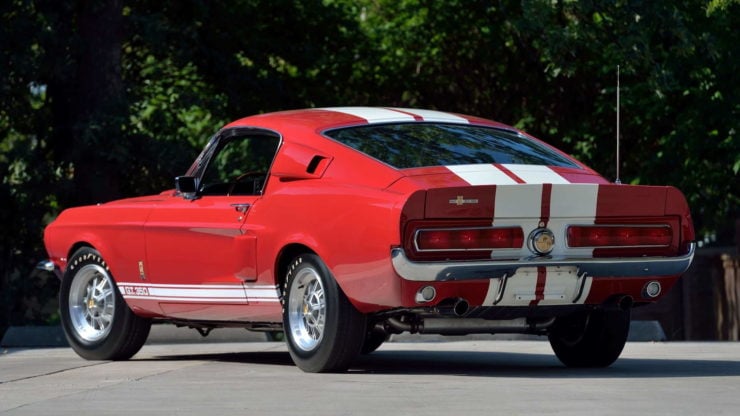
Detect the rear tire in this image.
<box><xmin>361</xmin><ymin>325</ymin><xmax>389</xmax><ymax>354</ymax></box>
<box><xmin>60</xmin><ymin>247</ymin><xmax>151</xmax><ymax>360</ymax></box>
<box><xmin>282</xmin><ymin>254</ymin><xmax>366</xmax><ymax>372</ymax></box>
<box><xmin>548</xmin><ymin>308</ymin><xmax>630</xmax><ymax>368</ymax></box>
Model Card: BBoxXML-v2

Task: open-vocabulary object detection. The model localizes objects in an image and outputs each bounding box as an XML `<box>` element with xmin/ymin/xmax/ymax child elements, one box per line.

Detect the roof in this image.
<box><xmin>223</xmin><ymin>107</ymin><xmax>513</xmax><ymax>133</ymax></box>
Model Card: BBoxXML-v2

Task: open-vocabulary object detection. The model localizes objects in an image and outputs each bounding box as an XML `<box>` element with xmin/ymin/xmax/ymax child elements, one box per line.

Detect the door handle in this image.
<box><xmin>230</xmin><ymin>203</ymin><xmax>251</xmax><ymax>214</ymax></box>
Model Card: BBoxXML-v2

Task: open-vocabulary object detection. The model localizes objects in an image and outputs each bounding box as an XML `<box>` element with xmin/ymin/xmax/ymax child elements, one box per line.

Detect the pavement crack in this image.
<box><xmin>0</xmin><ymin>361</ymin><xmax>109</xmax><ymax>384</ymax></box>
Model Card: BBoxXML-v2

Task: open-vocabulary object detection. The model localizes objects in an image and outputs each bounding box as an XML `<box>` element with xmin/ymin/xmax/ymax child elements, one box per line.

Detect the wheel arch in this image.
<box><xmin>67</xmin><ymin>241</ymin><xmax>94</xmax><ymax>262</ymax></box>
<box><xmin>63</xmin><ymin>239</ymin><xmax>114</xmax><ymax>277</ymax></box>
<box><xmin>275</xmin><ymin>243</ymin><xmax>317</xmax><ymax>297</ymax></box>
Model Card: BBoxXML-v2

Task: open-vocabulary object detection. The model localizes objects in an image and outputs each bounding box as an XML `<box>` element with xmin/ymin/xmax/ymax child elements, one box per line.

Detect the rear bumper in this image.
<box><xmin>391</xmin><ymin>242</ymin><xmax>696</xmax><ymax>282</ymax></box>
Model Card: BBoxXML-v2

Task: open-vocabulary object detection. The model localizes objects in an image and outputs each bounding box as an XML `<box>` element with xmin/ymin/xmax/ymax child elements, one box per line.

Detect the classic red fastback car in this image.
<box><xmin>41</xmin><ymin>107</ymin><xmax>695</xmax><ymax>372</ymax></box>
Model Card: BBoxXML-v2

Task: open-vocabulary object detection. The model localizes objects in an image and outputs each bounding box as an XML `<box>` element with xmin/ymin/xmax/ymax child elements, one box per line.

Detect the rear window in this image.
<box><xmin>323</xmin><ymin>123</ymin><xmax>579</xmax><ymax>169</ymax></box>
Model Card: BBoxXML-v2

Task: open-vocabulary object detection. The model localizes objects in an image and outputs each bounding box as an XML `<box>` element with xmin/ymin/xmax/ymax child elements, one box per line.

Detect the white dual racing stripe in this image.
<box><xmin>118</xmin><ymin>282</ymin><xmax>280</xmax><ymax>304</ymax></box>
<box><xmin>447</xmin><ymin>164</ymin><xmax>518</xmax><ymax>185</ymax></box>
<box><xmin>482</xmin><ymin>267</ymin><xmax>594</xmax><ymax>307</ymax></box>
<box><xmin>500</xmin><ymin>164</ymin><xmax>570</xmax><ymax>184</ymax></box>
<box><xmin>481</xmin><ymin>183</ymin><xmax>600</xmax><ymax>306</ymax></box>
<box><xmin>389</xmin><ymin>108</ymin><xmax>470</xmax><ymax>123</ymax></box>
<box><xmin>446</xmin><ymin>163</ymin><xmax>569</xmax><ymax>186</ymax></box>
<box><xmin>244</xmin><ymin>284</ymin><xmax>282</xmax><ymax>303</ymax></box>
<box><xmin>322</xmin><ymin>107</ymin><xmax>470</xmax><ymax>124</ymax></box>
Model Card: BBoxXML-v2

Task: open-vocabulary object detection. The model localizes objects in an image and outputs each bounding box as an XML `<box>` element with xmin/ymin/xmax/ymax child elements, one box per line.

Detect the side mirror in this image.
<box><xmin>175</xmin><ymin>176</ymin><xmax>198</xmax><ymax>200</ymax></box>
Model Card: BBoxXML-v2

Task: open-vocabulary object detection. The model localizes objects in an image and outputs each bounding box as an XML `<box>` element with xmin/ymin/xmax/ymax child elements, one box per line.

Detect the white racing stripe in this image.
<box><xmin>118</xmin><ymin>282</ymin><xmax>280</xmax><ymax>303</ymax></box>
<box><xmin>323</xmin><ymin>107</ymin><xmax>471</xmax><ymax>124</ymax></box>
<box><xmin>480</xmin><ymin>182</ymin><xmax>600</xmax><ymax>306</ymax></box>
<box><xmin>494</xmin><ymin>184</ymin><xmax>543</xmax><ymax>218</ymax></box>
<box><xmin>244</xmin><ymin>286</ymin><xmax>281</xmax><ymax>303</ymax></box>
<box><xmin>482</xmin><ymin>268</ymin><xmax>593</xmax><ymax>306</ymax></box>
<box><xmin>322</xmin><ymin>107</ymin><xmax>415</xmax><ymax>123</ymax></box>
<box><xmin>390</xmin><ymin>108</ymin><xmax>470</xmax><ymax>123</ymax></box>
<box><xmin>446</xmin><ymin>164</ymin><xmax>571</xmax><ymax>186</ymax></box>
<box><xmin>501</xmin><ymin>164</ymin><xmax>570</xmax><ymax>184</ymax></box>
<box><xmin>549</xmin><ymin>184</ymin><xmax>598</xmax><ymax>218</ymax></box>
<box><xmin>447</xmin><ymin>164</ymin><xmax>518</xmax><ymax>185</ymax></box>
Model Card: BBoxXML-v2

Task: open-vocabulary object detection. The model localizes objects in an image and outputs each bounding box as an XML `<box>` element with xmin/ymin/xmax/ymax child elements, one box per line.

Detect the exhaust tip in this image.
<box><xmin>435</xmin><ymin>298</ymin><xmax>470</xmax><ymax>317</ymax></box>
<box><xmin>453</xmin><ymin>299</ymin><xmax>469</xmax><ymax>316</ymax></box>
<box><xmin>618</xmin><ymin>295</ymin><xmax>634</xmax><ymax>311</ymax></box>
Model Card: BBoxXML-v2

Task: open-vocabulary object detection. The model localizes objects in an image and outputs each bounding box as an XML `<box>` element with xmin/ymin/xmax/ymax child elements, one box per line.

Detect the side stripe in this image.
<box><xmin>118</xmin><ymin>282</ymin><xmax>280</xmax><ymax>303</ymax></box>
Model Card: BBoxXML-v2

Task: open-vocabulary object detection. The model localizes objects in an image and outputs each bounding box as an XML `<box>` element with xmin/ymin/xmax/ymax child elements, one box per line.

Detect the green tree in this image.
<box><xmin>0</xmin><ymin>0</ymin><xmax>737</xmax><ymax>336</ymax></box>
<box><xmin>344</xmin><ymin>0</ymin><xmax>738</xmax><ymax>242</ymax></box>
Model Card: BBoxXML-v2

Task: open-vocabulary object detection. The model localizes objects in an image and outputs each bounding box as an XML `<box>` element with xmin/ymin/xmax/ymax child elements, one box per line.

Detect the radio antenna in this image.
<box><xmin>615</xmin><ymin>65</ymin><xmax>622</xmax><ymax>184</ymax></box>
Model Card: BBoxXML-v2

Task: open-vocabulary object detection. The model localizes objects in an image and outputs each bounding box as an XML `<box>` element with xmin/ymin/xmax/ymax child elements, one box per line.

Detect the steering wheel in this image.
<box><xmin>228</xmin><ymin>171</ymin><xmax>266</xmax><ymax>195</ymax></box>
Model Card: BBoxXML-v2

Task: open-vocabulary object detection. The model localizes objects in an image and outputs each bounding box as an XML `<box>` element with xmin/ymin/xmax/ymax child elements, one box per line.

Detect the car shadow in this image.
<box><xmin>352</xmin><ymin>349</ymin><xmax>740</xmax><ymax>378</ymax></box>
<box><xmin>142</xmin><ymin>346</ymin><xmax>740</xmax><ymax>379</ymax></box>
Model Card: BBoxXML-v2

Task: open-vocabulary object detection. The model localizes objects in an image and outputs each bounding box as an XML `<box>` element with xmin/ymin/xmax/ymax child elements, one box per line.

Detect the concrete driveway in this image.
<box><xmin>2</xmin><ymin>340</ymin><xmax>740</xmax><ymax>415</ymax></box>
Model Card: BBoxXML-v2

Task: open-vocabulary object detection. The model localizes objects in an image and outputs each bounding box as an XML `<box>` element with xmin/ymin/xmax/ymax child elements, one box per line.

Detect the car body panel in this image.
<box><xmin>42</xmin><ymin>107</ymin><xmax>695</xmax><ymax>331</ymax></box>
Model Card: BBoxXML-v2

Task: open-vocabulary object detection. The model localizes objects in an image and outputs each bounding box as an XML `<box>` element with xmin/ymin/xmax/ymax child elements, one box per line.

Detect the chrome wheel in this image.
<box><xmin>282</xmin><ymin>254</ymin><xmax>367</xmax><ymax>372</ymax></box>
<box><xmin>68</xmin><ymin>264</ymin><xmax>116</xmax><ymax>343</ymax></box>
<box><xmin>287</xmin><ymin>266</ymin><xmax>326</xmax><ymax>352</ymax></box>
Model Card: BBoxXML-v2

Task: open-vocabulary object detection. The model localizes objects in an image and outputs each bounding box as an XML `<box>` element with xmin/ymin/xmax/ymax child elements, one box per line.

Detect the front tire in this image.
<box><xmin>282</xmin><ymin>254</ymin><xmax>366</xmax><ymax>372</ymax></box>
<box><xmin>548</xmin><ymin>308</ymin><xmax>630</xmax><ymax>368</ymax></box>
<box><xmin>60</xmin><ymin>247</ymin><xmax>151</xmax><ymax>360</ymax></box>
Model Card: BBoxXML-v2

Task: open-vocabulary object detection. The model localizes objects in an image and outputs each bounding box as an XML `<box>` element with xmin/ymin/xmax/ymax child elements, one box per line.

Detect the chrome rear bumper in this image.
<box><xmin>391</xmin><ymin>243</ymin><xmax>696</xmax><ymax>282</ymax></box>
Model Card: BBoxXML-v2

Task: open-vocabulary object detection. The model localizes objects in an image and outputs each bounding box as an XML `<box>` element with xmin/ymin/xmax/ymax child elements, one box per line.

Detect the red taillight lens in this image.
<box><xmin>417</xmin><ymin>227</ymin><xmax>524</xmax><ymax>251</ymax></box>
<box><xmin>567</xmin><ymin>225</ymin><xmax>672</xmax><ymax>248</ymax></box>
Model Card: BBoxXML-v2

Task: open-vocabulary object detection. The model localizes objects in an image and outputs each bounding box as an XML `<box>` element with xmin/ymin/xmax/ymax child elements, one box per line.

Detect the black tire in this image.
<box><xmin>361</xmin><ymin>326</ymin><xmax>389</xmax><ymax>354</ymax></box>
<box><xmin>264</xmin><ymin>331</ymin><xmax>285</xmax><ymax>342</ymax></box>
<box><xmin>60</xmin><ymin>247</ymin><xmax>151</xmax><ymax>360</ymax></box>
<box><xmin>548</xmin><ymin>308</ymin><xmax>630</xmax><ymax>368</ymax></box>
<box><xmin>282</xmin><ymin>254</ymin><xmax>366</xmax><ymax>372</ymax></box>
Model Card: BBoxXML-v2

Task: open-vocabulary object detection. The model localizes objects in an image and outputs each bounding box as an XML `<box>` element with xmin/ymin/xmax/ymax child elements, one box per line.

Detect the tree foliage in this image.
<box><xmin>1</xmin><ymin>0</ymin><xmax>738</xmax><ymax>332</ymax></box>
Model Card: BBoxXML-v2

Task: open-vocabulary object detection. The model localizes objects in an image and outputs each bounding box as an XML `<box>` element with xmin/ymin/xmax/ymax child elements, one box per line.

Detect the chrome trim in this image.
<box><xmin>492</xmin><ymin>274</ymin><xmax>509</xmax><ymax>305</ymax></box>
<box><xmin>391</xmin><ymin>242</ymin><xmax>696</xmax><ymax>282</ymax></box>
<box><xmin>36</xmin><ymin>260</ymin><xmax>62</xmax><ymax>279</ymax></box>
<box><xmin>230</xmin><ymin>203</ymin><xmax>251</xmax><ymax>213</ymax></box>
<box><xmin>36</xmin><ymin>260</ymin><xmax>55</xmax><ymax>272</ymax></box>
<box><xmin>527</xmin><ymin>228</ymin><xmax>555</xmax><ymax>255</ymax></box>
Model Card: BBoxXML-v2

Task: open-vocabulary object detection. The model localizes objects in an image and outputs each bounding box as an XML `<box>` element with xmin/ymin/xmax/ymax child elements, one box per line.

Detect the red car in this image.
<box><xmin>41</xmin><ymin>107</ymin><xmax>695</xmax><ymax>372</ymax></box>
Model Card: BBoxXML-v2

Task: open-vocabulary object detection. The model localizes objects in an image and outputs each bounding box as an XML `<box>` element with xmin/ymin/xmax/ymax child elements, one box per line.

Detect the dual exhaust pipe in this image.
<box><xmin>383</xmin><ymin>294</ymin><xmax>634</xmax><ymax>335</ymax></box>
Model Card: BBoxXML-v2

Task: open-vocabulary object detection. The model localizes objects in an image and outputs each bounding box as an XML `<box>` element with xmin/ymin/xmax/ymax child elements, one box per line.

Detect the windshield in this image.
<box><xmin>323</xmin><ymin>123</ymin><xmax>579</xmax><ymax>169</ymax></box>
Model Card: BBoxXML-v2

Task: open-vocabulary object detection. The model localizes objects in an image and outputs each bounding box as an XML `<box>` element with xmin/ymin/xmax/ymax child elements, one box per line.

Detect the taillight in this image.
<box><xmin>567</xmin><ymin>225</ymin><xmax>672</xmax><ymax>248</ymax></box>
<box><xmin>405</xmin><ymin>220</ymin><xmax>524</xmax><ymax>261</ymax></box>
<box><xmin>416</xmin><ymin>227</ymin><xmax>524</xmax><ymax>251</ymax></box>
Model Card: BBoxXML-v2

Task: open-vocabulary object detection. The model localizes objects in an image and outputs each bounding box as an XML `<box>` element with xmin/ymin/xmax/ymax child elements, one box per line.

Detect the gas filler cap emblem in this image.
<box><xmin>528</xmin><ymin>228</ymin><xmax>555</xmax><ymax>256</ymax></box>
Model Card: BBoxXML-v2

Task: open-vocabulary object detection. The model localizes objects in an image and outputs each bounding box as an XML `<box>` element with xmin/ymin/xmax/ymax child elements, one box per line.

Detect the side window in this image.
<box><xmin>199</xmin><ymin>134</ymin><xmax>280</xmax><ymax>196</ymax></box>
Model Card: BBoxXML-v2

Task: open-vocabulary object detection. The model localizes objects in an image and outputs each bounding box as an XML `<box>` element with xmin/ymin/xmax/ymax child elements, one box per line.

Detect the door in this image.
<box><xmin>141</xmin><ymin>129</ymin><xmax>280</xmax><ymax>320</ymax></box>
